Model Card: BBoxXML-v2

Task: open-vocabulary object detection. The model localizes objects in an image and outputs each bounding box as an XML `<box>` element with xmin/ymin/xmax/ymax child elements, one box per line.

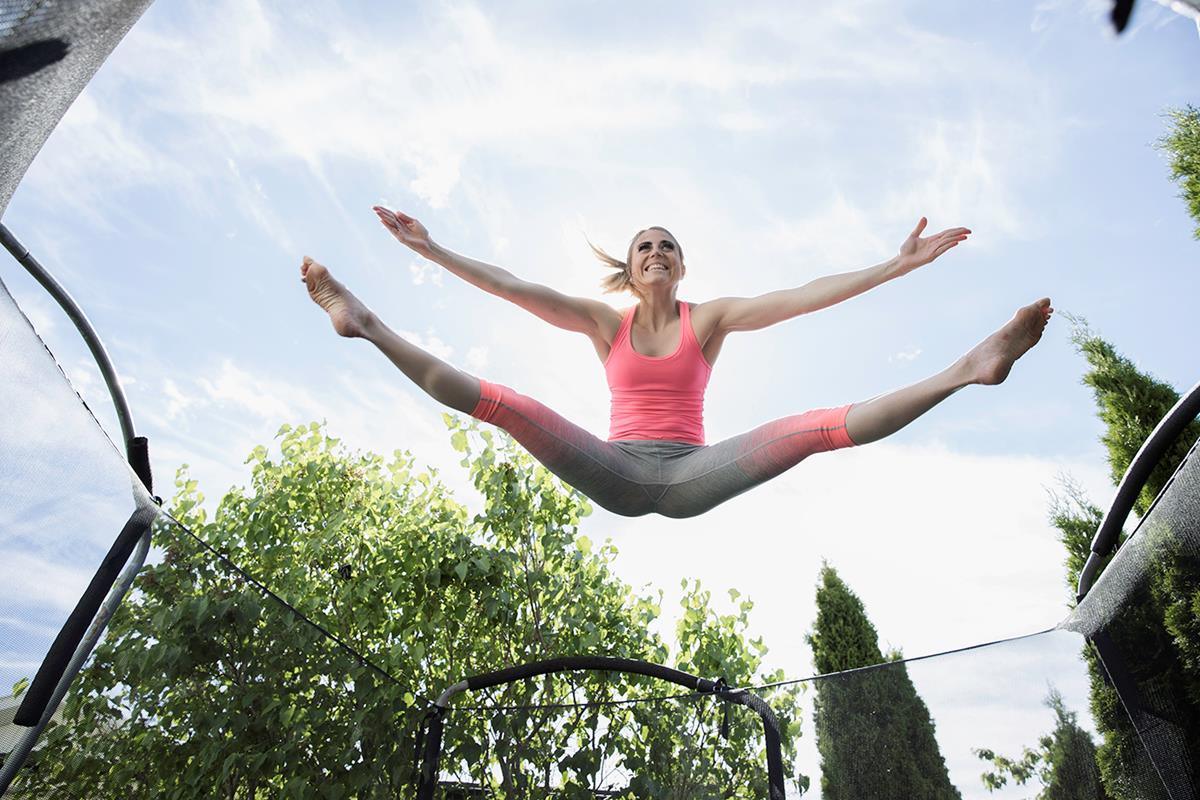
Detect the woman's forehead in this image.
<box><xmin>635</xmin><ymin>229</ymin><xmax>677</xmax><ymax>246</ymax></box>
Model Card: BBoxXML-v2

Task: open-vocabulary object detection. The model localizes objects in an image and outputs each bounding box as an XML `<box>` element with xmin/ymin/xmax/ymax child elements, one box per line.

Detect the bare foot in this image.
<box><xmin>964</xmin><ymin>298</ymin><xmax>1053</xmax><ymax>385</ymax></box>
<box><xmin>301</xmin><ymin>257</ymin><xmax>373</xmax><ymax>338</ymax></box>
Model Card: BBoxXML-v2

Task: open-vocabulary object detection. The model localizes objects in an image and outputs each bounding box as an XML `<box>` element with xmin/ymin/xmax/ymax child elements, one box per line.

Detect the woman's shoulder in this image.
<box><xmin>687</xmin><ymin>298</ymin><xmax>733</xmax><ymax>341</ymax></box>
<box><xmin>597</xmin><ymin>302</ymin><xmax>632</xmax><ymax>339</ymax></box>
<box><xmin>687</xmin><ymin>297</ymin><xmax>725</xmax><ymax>321</ymax></box>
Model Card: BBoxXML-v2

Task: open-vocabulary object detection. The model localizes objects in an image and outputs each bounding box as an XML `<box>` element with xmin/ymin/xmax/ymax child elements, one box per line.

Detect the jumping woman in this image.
<box><xmin>302</xmin><ymin>208</ymin><xmax>1051</xmax><ymax>518</ymax></box>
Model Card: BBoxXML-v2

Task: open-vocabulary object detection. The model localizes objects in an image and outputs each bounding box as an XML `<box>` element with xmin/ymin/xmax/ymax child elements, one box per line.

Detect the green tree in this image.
<box><xmin>623</xmin><ymin>581</ymin><xmax>805</xmax><ymax>799</ymax></box>
<box><xmin>1158</xmin><ymin>105</ymin><xmax>1200</xmax><ymax>239</ymax></box>
<box><xmin>1051</xmin><ymin>323</ymin><xmax>1200</xmax><ymax>799</ymax></box>
<box><xmin>14</xmin><ymin>420</ymin><xmax>803</xmax><ymax>799</ymax></box>
<box><xmin>975</xmin><ymin>687</ymin><xmax>1110</xmax><ymax>799</ymax></box>
<box><xmin>806</xmin><ymin>564</ymin><xmax>961</xmax><ymax>800</ymax></box>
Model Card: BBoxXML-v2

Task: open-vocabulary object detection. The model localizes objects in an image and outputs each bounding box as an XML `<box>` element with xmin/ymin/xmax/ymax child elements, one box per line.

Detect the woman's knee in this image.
<box><xmin>427</xmin><ymin>366</ymin><xmax>480</xmax><ymax>414</ymax></box>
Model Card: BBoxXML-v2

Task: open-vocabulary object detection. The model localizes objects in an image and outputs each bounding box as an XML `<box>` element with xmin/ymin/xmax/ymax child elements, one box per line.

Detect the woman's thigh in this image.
<box><xmin>654</xmin><ymin>405</ymin><xmax>857</xmax><ymax>518</ymax></box>
<box><xmin>470</xmin><ymin>380</ymin><xmax>660</xmax><ymax>517</ymax></box>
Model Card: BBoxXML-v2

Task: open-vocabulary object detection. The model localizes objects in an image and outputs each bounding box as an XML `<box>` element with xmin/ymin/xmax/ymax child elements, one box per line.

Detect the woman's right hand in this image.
<box><xmin>373</xmin><ymin>206</ymin><xmax>433</xmax><ymax>256</ymax></box>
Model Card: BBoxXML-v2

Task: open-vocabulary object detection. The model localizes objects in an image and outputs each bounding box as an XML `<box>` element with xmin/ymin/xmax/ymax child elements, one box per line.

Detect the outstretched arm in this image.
<box><xmin>709</xmin><ymin>217</ymin><xmax>969</xmax><ymax>333</ymax></box>
<box><xmin>374</xmin><ymin>206</ymin><xmax>618</xmax><ymax>338</ymax></box>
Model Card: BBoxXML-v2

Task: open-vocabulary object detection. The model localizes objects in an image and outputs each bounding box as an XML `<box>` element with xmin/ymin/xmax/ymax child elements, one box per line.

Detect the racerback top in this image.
<box><xmin>604</xmin><ymin>301</ymin><xmax>712</xmax><ymax>444</ymax></box>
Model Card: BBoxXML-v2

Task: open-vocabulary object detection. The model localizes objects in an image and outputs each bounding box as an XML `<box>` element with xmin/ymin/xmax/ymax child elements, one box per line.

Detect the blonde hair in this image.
<box><xmin>590</xmin><ymin>226</ymin><xmax>682</xmax><ymax>297</ymax></box>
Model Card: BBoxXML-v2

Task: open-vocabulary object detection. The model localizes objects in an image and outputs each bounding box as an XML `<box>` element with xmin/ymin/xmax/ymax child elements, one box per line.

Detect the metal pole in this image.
<box><xmin>0</xmin><ymin>223</ymin><xmax>137</xmax><ymax>448</ymax></box>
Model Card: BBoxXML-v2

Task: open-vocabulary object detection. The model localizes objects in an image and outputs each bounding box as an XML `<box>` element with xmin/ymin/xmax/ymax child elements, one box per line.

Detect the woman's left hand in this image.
<box><xmin>896</xmin><ymin>217</ymin><xmax>971</xmax><ymax>274</ymax></box>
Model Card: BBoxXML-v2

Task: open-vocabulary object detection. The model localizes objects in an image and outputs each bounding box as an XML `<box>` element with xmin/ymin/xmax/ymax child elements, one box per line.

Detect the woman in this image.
<box><xmin>302</xmin><ymin>208</ymin><xmax>1051</xmax><ymax>518</ymax></box>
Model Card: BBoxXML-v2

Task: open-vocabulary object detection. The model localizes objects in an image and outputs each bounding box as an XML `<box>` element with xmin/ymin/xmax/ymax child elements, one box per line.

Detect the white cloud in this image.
<box><xmin>20</xmin><ymin>92</ymin><xmax>195</xmax><ymax>231</ymax></box>
<box><xmin>24</xmin><ymin>2</ymin><xmax>1022</xmax><ymax>216</ymax></box>
<box><xmin>884</xmin><ymin>114</ymin><xmax>1039</xmax><ymax>242</ymax></box>
<box><xmin>133</xmin><ymin>352</ymin><xmax>484</xmax><ymax>514</ymax></box>
<box><xmin>10</xmin><ymin>292</ymin><xmax>56</xmax><ymax>336</ymax></box>
<box><xmin>765</xmin><ymin>192</ymin><xmax>889</xmax><ymax>269</ymax></box>
<box><xmin>197</xmin><ymin>359</ymin><xmax>308</xmax><ymax>421</ymax></box>
<box><xmin>163</xmin><ymin>377</ymin><xmax>196</xmax><ymax>420</ymax></box>
<box><xmin>890</xmin><ymin>347</ymin><xmax>922</xmax><ymax>363</ymax></box>
<box><xmin>464</xmin><ymin>346</ymin><xmax>489</xmax><ymax>372</ymax></box>
<box><xmin>408</xmin><ymin>261</ymin><xmax>444</xmax><ymax>286</ymax></box>
<box><xmin>715</xmin><ymin>110</ymin><xmax>769</xmax><ymax>133</ymax></box>
<box><xmin>0</xmin><ymin>553</ymin><xmax>95</xmax><ymax>615</ymax></box>
<box><xmin>396</xmin><ymin>329</ymin><xmax>454</xmax><ymax>362</ymax></box>
<box><xmin>1032</xmin><ymin>0</ymin><xmax>1127</xmax><ymax>33</ymax></box>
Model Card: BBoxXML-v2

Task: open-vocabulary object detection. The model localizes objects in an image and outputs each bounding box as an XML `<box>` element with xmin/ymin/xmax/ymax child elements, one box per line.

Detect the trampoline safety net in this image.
<box><xmin>4</xmin><ymin>0</ymin><xmax>1200</xmax><ymax>798</ymax></box>
<box><xmin>2</xmin><ymin>259</ymin><xmax>1198</xmax><ymax>798</ymax></box>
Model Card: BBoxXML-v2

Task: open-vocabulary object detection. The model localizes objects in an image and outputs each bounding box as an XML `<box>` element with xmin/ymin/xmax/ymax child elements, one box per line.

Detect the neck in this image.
<box><xmin>635</xmin><ymin>288</ymin><xmax>679</xmax><ymax>328</ymax></box>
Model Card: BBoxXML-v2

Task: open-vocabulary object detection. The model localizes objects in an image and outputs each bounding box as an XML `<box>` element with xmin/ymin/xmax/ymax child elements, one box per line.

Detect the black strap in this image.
<box><xmin>414</xmin><ymin>708</ymin><xmax>445</xmax><ymax>800</ymax></box>
<box><xmin>126</xmin><ymin>435</ymin><xmax>153</xmax><ymax>495</ymax></box>
<box><xmin>14</xmin><ymin>504</ymin><xmax>156</xmax><ymax>727</ymax></box>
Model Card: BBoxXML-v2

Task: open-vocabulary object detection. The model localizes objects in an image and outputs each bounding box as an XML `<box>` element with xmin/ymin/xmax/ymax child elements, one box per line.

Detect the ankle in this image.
<box><xmin>948</xmin><ymin>358</ymin><xmax>977</xmax><ymax>389</ymax></box>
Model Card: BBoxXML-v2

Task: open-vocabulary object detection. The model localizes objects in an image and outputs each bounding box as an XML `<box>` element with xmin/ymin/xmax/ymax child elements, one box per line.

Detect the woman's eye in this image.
<box><xmin>662</xmin><ymin>242</ymin><xmax>674</xmax><ymax>250</ymax></box>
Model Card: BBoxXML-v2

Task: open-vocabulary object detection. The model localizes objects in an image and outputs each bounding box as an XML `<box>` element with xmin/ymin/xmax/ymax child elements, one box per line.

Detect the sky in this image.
<box><xmin>1</xmin><ymin>0</ymin><xmax>1198</xmax><ymax>795</ymax></box>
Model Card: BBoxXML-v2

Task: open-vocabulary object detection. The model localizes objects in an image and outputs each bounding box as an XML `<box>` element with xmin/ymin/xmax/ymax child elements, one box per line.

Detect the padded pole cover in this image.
<box><xmin>464</xmin><ymin>655</ymin><xmax>717</xmax><ymax>694</ymax></box>
<box><xmin>14</xmin><ymin>503</ymin><xmax>157</xmax><ymax>726</ymax></box>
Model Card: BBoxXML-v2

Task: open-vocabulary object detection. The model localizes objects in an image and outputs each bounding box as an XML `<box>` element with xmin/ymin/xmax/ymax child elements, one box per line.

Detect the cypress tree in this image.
<box><xmin>806</xmin><ymin>563</ymin><xmax>961</xmax><ymax>800</ymax></box>
<box><xmin>1157</xmin><ymin>105</ymin><xmax>1200</xmax><ymax>239</ymax></box>
<box><xmin>1052</xmin><ymin>323</ymin><xmax>1200</xmax><ymax>798</ymax></box>
<box><xmin>976</xmin><ymin>687</ymin><xmax>1110</xmax><ymax>799</ymax></box>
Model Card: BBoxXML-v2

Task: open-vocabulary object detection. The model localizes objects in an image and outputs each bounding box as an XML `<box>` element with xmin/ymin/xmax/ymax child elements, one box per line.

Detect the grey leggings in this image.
<box><xmin>471</xmin><ymin>380</ymin><xmax>857</xmax><ymax>519</ymax></box>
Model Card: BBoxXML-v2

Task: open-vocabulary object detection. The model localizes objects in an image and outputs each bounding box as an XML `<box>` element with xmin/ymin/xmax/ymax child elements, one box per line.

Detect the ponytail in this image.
<box><xmin>589</xmin><ymin>239</ymin><xmax>635</xmax><ymax>296</ymax></box>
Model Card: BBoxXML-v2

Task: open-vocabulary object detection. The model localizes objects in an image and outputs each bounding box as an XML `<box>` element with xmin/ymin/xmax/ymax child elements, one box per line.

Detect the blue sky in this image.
<box><xmin>2</xmin><ymin>0</ymin><xmax>1198</xmax><ymax>795</ymax></box>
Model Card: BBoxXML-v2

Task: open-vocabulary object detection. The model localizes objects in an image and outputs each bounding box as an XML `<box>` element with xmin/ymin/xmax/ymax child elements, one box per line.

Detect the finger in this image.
<box><xmin>910</xmin><ymin>217</ymin><xmax>928</xmax><ymax>238</ymax></box>
<box><xmin>374</xmin><ymin>211</ymin><xmax>402</xmax><ymax>230</ymax></box>
<box><xmin>936</xmin><ymin>228</ymin><xmax>970</xmax><ymax>240</ymax></box>
<box><xmin>932</xmin><ymin>241</ymin><xmax>959</xmax><ymax>258</ymax></box>
<box><xmin>393</xmin><ymin>210</ymin><xmax>416</xmax><ymax>225</ymax></box>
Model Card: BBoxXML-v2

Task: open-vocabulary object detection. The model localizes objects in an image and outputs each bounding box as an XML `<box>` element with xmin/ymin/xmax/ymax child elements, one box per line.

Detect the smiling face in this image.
<box><xmin>627</xmin><ymin>227</ymin><xmax>685</xmax><ymax>294</ymax></box>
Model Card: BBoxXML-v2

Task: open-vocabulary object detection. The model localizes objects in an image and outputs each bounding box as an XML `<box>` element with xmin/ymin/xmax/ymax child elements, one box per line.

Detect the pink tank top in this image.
<box><xmin>604</xmin><ymin>301</ymin><xmax>712</xmax><ymax>444</ymax></box>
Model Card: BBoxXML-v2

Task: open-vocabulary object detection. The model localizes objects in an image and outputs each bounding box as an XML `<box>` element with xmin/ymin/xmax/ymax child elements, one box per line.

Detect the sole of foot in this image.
<box><xmin>301</xmin><ymin>256</ymin><xmax>370</xmax><ymax>338</ymax></box>
<box><xmin>971</xmin><ymin>298</ymin><xmax>1053</xmax><ymax>385</ymax></box>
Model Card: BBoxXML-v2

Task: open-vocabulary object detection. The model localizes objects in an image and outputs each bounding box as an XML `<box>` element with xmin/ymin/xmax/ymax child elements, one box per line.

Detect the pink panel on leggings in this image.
<box><xmin>471</xmin><ymin>378</ymin><xmax>505</xmax><ymax>423</ymax></box>
<box><xmin>735</xmin><ymin>405</ymin><xmax>856</xmax><ymax>480</ymax></box>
